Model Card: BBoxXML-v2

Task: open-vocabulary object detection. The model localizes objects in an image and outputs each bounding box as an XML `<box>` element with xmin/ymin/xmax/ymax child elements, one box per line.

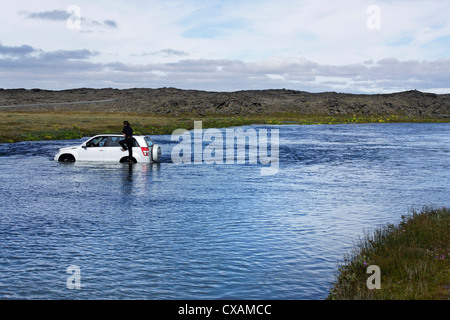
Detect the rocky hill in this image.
<box><xmin>0</xmin><ymin>87</ymin><xmax>449</xmax><ymax>118</ymax></box>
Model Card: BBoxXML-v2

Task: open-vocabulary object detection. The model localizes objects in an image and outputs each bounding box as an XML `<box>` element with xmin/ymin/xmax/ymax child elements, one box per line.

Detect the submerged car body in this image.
<box><xmin>54</xmin><ymin>134</ymin><xmax>161</xmax><ymax>163</ymax></box>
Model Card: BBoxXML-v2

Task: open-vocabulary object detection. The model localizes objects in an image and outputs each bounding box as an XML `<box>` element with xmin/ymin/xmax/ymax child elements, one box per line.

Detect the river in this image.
<box><xmin>0</xmin><ymin>123</ymin><xmax>448</xmax><ymax>299</ymax></box>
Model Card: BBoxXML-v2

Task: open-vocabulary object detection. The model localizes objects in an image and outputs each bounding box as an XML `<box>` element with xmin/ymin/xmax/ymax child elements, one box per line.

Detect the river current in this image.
<box><xmin>0</xmin><ymin>123</ymin><xmax>448</xmax><ymax>299</ymax></box>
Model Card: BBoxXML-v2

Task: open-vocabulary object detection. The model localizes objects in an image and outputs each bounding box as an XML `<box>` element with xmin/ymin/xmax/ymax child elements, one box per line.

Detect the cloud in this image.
<box><xmin>0</xmin><ymin>46</ymin><xmax>99</xmax><ymax>71</ymax></box>
<box><xmin>22</xmin><ymin>9</ymin><xmax>118</xmax><ymax>29</ymax></box>
<box><xmin>1</xmin><ymin>41</ymin><xmax>448</xmax><ymax>93</ymax></box>
<box><xmin>139</xmin><ymin>49</ymin><xmax>190</xmax><ymax>57</ymax></box>
<box><xmin>0</xmin><ymin>43</ymin><xmax>37</xmax><ymax>57</ymax></box>
<box><xmin>103</xmin><ymin>20</ymin><xmax>117</xmax><ymax>28</ymax></box>
<box><xmin>2</xmin><ymin>0</ymin><xmax>450</xmax><ymax>93</ymax></box>
<box><xmin>26</xmin><ymin>9</ymin><xmax>70</xmax><ymax>21</ymax></box>
<box><xmin>0</xmin><ymin>43</ymin><xmax>98</xmax><ymax>64</ymax></box>
<box><xmin>40</xmin><ymin>49</ymin><xmax>99</xmax><ymax>61</ymax></box>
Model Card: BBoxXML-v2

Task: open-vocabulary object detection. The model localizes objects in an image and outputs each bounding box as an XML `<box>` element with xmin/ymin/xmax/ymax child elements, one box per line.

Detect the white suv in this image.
<box><xmin>54</xmin><ymin>134</ymin><xmax>161</xmax><ymax>163</ymax></box>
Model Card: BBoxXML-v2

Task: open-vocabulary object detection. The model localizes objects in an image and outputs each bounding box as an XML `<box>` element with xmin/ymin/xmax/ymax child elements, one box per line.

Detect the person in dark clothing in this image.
<box><xmin>119</xmin><ymin>121</ymin><xmax>134</xmax><ymax>161</ymax></box>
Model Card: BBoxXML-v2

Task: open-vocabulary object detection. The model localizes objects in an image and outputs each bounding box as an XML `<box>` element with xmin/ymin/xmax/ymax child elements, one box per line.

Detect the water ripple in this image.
<box><xmin>0</xmin><ymin>123</ymin><xmax>449</xmax><ymax>299</ymax></box>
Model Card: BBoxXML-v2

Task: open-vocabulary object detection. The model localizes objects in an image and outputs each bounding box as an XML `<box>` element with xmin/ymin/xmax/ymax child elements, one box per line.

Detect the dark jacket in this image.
<box><xmin>123</xmin><ymin>125</ymin><xmax>133</xmax><ymax>138</ymax></box>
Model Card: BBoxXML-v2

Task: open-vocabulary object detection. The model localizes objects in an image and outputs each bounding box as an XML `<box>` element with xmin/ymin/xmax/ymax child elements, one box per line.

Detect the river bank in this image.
<box><xmin>327</xmin><ymin>207</ymin><xmax>449</xmax><ymax>300</ymax></box>
<box><xmin>1</xmin><ymin>110</ymin><xmax>447</xmax><ymax>143</ymax></box>
<box><xmin>1</xmin><ymin>87</ymin><xmax>449</xmax><ymax>143</ymax></box>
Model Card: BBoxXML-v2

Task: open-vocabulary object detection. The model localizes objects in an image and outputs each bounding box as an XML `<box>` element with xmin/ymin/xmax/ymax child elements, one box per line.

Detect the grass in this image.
<box><xmin>0</xmin><ymin>110</ymin><xmax>448</xmax><ymax>143</ymax></box>
<box><xmin>327</xmin><ymin>206</ymin><xmax>450</xmax><ymax>300</ymax></box>
<box><xmin>0</xmin><ymin>111</ymin><xmax>256</xmax><ymax>143</ymax></box>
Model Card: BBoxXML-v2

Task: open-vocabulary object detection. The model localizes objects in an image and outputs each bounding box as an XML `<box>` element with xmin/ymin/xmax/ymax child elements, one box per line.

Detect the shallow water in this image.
<box><xmin>0</xmin><ymin>123</ymin><xmax>448</xmax><ymax>299</ymax></box>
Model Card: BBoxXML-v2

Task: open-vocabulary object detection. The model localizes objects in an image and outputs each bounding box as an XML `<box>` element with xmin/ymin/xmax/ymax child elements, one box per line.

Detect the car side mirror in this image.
<box><xmin>82</xmin><ymin>143</ymin><xmax>87</xmax><ymax>148</ymax></box>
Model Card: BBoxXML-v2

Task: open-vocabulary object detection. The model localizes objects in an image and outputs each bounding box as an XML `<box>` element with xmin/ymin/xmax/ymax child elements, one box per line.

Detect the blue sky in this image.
<box><xmin>0</xmin><ymin>0</ymin><xmax>449</xmax><ymax>93</ymax></box>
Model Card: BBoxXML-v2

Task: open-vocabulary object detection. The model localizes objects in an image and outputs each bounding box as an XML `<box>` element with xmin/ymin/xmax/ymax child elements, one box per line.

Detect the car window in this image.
<box><xmin>86</xmin><ymin>136</ymin><xmax>108</xmax><ymax>147</ymax></box>
<box><xmin>132</xmin><ymin>138</ymin><xmax>139</xmax><ymax>147</ymax></box>
<box><xmin>104</xmin><ymin>136</ymin><xmax>121</xmax><ymax>147</ymax></box>
<box><xmin>144</xmin><ymin>136</ymin><xmax>153</xmax><ymax>147</ymax></box>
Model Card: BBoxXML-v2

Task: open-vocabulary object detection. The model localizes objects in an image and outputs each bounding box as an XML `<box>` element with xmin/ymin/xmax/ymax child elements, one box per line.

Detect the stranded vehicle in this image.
<box><xmin>54</xmin><ymin>134</ymin><xmax>161</xmax><ymax>163</ymax></box>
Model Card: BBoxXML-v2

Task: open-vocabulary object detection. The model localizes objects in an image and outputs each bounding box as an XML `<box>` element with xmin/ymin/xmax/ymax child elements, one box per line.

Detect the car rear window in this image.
<box><xmin>144</xmin><ymin>136</ymin><xmax>154</xmax><ymax>147</ymax></box>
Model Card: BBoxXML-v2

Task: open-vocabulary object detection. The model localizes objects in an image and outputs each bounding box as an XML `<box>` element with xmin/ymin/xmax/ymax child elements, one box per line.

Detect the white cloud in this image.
<box><xmin>0</xmin><ymin>0</ymin><xmax>449</xmax><ymax>93</ymax></box>
<box><xmin>1</xmin><ymin>43</ymin><xmax>448</xmax><ymax>93</ymax></box>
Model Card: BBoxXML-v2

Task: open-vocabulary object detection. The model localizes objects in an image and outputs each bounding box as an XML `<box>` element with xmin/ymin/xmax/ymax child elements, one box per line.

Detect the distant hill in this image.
<box><xmin>1</xmin><ymin>87</ymin><xmax>449</xmax><ymax>118</ymax></box>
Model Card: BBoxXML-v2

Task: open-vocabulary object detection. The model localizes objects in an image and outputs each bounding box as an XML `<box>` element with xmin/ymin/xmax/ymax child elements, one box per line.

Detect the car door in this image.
<box><xmin>78</xmin><ymin>136</ymin><xmax>108</xmax><ymax>161</ymax></box>
<box><xmin>102</xmin><ymin>136</ymin><xmax>124</xmax><ymax>162</ymax></box>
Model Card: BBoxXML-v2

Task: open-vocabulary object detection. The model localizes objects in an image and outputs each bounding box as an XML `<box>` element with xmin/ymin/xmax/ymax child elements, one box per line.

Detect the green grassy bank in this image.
<box><xmin>1</xmin><ymin>110</ymin><xmax>448</xmax><ymax>143</ymax></box>
<box><xmin>327</xmin><ymin>207</ymin><xmax>449</xmax><ymax>300</ymax></box>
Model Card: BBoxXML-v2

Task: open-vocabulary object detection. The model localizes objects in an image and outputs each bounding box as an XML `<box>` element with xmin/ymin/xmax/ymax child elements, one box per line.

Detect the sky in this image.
<box><xmin>0</xmin><ymin>0</ymin><xmax>449</xmax><ymax>93</ymax></box>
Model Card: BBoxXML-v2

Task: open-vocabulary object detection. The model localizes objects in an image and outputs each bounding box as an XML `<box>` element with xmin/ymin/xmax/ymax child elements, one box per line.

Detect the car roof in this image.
<box><xmin>91</xmin><ymin>134</ymin><xmax>148</xmax><ymax>137</ymax></box>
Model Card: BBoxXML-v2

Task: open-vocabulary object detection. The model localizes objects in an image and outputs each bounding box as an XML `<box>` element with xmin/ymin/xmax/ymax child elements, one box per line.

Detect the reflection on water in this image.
<box><xmin>120</xmin><ymin>162</ymin><xmax>161</xmax><ymax>196</ymax></box>
<box><xmin>0</xmin><ymin>123</ymin><xmax>448</xmax><ymax>299</ymax></box>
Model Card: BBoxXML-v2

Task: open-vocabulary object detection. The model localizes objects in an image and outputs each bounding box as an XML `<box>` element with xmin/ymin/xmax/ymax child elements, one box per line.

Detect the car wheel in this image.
<box><xmin>120</xmin><ymin>157</ymin><xmax>136</xmax><ymax>163</ymax></box>
<box><xmin>59</xmin><ymin>154</ymin><xmax>75</xmax><ymax>162</ymax></box>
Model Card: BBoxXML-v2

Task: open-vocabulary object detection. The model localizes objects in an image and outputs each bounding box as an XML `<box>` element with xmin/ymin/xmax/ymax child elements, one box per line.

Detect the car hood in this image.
<box><xmin>58</xmin><ymin>146</ymin><xmax>78</xmax><ymax>152</ymax></box>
